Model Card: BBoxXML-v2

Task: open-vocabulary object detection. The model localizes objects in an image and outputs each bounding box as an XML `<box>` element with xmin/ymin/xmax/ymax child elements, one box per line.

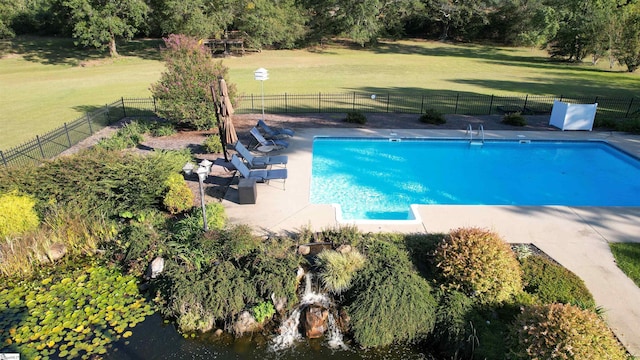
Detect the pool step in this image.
<box><xmin>467</xmin><ymin>124</ymin><xmax>485</xmax><ymax>145</ymax></box>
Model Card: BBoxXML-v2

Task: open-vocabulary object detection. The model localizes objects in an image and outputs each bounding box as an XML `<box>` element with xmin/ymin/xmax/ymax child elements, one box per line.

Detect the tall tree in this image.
<box><xmin>146</xmin><ymin>0</ymin><xmax>236</xmax><ymax>38</ymax></box>
<box><xmin>63</xmin><ymin>0</ymin><xmax>148</xmax><ymax>57</ymax></box>
<box><xmin>613</xmin><ymin>3</ymin><xmax>640</xmax><ymax>71</ymax></box>
<box><xmin>236</xmin><ymin>0</ymin><xmax>307</xmax><ymax>49</ymax></box>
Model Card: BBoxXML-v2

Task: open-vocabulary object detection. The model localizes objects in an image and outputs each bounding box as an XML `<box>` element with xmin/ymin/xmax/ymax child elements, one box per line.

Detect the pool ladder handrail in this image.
<box><xmin>467</xmin><ymin>124</ymin><xmax>485</xmax><ymax>145</ymax></box>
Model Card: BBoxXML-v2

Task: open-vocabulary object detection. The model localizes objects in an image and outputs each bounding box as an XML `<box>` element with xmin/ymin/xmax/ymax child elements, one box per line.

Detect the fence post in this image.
<box><xmin>488</xmin><ymin>95</ymin><xmax>494</xmax><ymax>115</ymax></box>
<box><xmin>121</xmin><ymin>97</ymin><xmax>127</xmax><ymax>118</ymax></box>
<box><xmin>64</xmin><ymin>123</ymin><xmax>72</xmax><ymax>147</ymax></box>
<box><xmin>36</xmin><ymin>135</ymin><xmax>45</xmax><ymax>158</ymax></box>
<box><xmin>594</xmin><ymin>96</ymin><xmax>598</xmax><ymax>104</ymax></box>
<box><xmin>386</xmin><ymin>93</ymin><xmax>390</xmax><ymax>113</ymax></box>
<box><xmin>87</xmin><ymin>113</ymin><xmax>94</xmax><ymax>134</ymax></box>
<box><xmin>318</xmin><ymin>92</ymin><xmax>321</xmax><ymax>113</ymax></box>
<box><xmin>285</xmin><ymin>93</ymin><xmax>288</xmax><ymax>113</ymax></box>
<box><xmin>522</xmin><ymin>94</ymin><xmax>529</xmax><ymax>113</ymax></box>
<box><xmin>625</xmin><ymin>98</ymin><xmax>634</xmax><ymax>118</ymax></box>
<box><xmin>153</xmin><ymin>97</ymin><xmax>157</xmax><ymax>113</ymax></box>
<box><xmin>104</xmin><ymin>104</ymin><xmax>111</xmax><ymax>124</ymax></box>
<box><xmin>420</xmin><ymin>94</ymin><xmax>425</xmax><ymax>113</ymax></box>
<box><xmin>455</xmin><ymin>93</ymin><xmax>459</xmax><ymax>114</ymax></box>
<box><xmin>0</xmin><ymin>150</ymin><xmax>6</xmax><ymax>167</ymax></box>
<box><xmin>559</xmin><ymin>95</ymin><xmax>563</xmax><ymax>102</ymax></box>
<box><xmin>353</xmin><ymin>92</ymin><xmax>356</xmax><ymax>112</ymax></box>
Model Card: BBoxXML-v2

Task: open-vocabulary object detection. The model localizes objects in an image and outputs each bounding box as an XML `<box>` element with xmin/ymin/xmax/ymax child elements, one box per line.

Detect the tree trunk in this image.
<box><xmin>109</xmin><ymin>36</ymin><xmax>118</xmax><ymax>57</ymax></box>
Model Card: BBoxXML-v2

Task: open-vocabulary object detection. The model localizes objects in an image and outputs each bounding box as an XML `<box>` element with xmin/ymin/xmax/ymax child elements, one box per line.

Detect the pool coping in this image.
<box><xmin>221</xmin><ymin>128</ymin><xmax>640</xmax><ymax>356</ymax></box>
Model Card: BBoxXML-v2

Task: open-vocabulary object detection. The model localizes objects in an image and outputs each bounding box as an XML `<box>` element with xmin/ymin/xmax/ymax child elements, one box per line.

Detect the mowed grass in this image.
<box><xmin>2</xmin><ymin>37</ymin><xmax>639</xmax><ymax>149</ymax></box>
<box><xmin>610</xmin><ymin>243</ymin><xmax>640</xmax><ymax>288</ymax></box>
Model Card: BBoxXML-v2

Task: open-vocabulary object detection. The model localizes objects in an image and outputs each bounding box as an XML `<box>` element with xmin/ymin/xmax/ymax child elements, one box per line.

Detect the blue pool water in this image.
<box><xmin>310</xmin><ymin>138</ymin><xmax>640</xmax><ymax>221</ymax></box>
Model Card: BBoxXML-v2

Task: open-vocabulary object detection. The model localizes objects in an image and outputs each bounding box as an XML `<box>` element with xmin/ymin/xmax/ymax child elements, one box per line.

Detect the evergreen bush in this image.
<box><xmin>434</xmin><ymin>227</ymin><xmax>523</xmax><ymax>304</ymax></box>
<box><xmin>202</xmin><ymin>135</ymin><xmax>223</xmax><ymax>153</ymax></box>
<box><xmin>163</xmin><ymin>173</ymin><xmax>194</xmax><ymax>214</ymax></box>
<box><xmin>509</xmin><ymin>303</ymin><xmax>628</xmax><ymax>359</ymax></box>
<box><xmin>618</xmin><ymin>117</ymin><xmax>640</xmax><ymax>134</ymax></box>
<box><xmin>420</xmin><ymin>109</ymin><xmax>446</xmax><ymax>124</ymax></box>
<box><xmin>346</xmin><ymin>238</ymin><xmax>437</xmax><ymax>348</ymax></box>
<box><xmin>344</xmin><ymin>111</ymin><xmax>367</xmax><ymax>124</ymax></box>
<box><xmin>520</xmin><ymin>254</ymin><xmax>596</xmax><ymax>310</ymax></box>
<box><xmin>502</xmin><ymin>112</ymin><xmax>526</xmax><ymax>126</ymax></box>
<box><xmin>0</xmin><ymin>191</ymin><xmax>39</xmax><ymax>238</ymax></box>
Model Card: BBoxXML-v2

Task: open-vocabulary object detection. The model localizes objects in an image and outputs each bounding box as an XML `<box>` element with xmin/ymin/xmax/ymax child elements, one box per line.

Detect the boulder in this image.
<box><xmin>146</xmin><ymin>257</ymin><xmax>165</xmax><ymax>279</ymax></box>
<box><xmin>47</xmin><ymin>243</ymin><xmax>67</xmax><ymax>262</ymax></box>
<box><xmin>298</xmin><ymin>245</ymin><xmax>311</xmax><ymax>255</ymax></box>
<box><xmin>233</xmin><ymin>311</ymin><xmax>260</xmax><ymax>336</ymax></box>
<box><xmin>301</xmin><ymin>304</ymin><xmax>328</xmax><ymax>339</ymax></box>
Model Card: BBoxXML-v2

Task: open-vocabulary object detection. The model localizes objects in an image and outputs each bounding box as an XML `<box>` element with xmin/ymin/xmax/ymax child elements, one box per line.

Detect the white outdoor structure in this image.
<box><xmin>549</xmin><ymin>100</ymin><xmax>598</xmax><ymax>131</ymax></box>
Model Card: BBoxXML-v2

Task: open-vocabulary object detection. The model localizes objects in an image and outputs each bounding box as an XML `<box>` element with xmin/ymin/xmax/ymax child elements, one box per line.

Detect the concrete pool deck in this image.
<box><xmin>221</xmin><ymin>128</ymin><xmax>640</xmax><ymax>356</ymax></box>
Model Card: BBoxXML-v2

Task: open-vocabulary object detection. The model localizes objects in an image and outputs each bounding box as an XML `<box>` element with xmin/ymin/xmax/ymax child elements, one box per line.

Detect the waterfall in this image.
<box><xmin>270</xmin><ymin>272</ymin><xmax>347</xmax><ymax>351</ymax></box>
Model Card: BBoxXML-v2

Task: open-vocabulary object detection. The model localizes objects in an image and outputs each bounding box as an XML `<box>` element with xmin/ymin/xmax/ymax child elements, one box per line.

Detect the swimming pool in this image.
<box><xmin>310</xmin><ymin>138</ymin><xmax>640</xmax><ymax>222</ymax></box>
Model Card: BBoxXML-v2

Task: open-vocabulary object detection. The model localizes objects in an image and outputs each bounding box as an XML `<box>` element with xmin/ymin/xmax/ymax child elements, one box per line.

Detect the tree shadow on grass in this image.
<box><xmin>5</xmin><ymin>36</ymin><xmax>163</xmax><ymax>66</ymax></box>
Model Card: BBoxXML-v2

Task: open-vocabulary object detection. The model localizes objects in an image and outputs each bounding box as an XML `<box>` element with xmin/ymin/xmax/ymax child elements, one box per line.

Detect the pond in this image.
<box><xmin>106</xmin><ymin>314</ymin><xmax>436</xmax><ymax>360</ymax></box>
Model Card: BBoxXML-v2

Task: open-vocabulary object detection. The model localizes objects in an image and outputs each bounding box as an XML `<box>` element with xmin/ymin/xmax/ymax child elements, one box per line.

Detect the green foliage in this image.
<box><xmin>502</xmin><ymin>112</ymin><xmax>526</xmax><ymax>126</ymax></box>
<box><xmin>419</xmin><ymin>108</ymin><xmax>446</xmax><ymax>124</ymax></box>
<box><xmin>150</xmin><ymin>122</ymin><xmax>178</xmax><ymax>137</ymax></box>
<box><xmin>244</xmin><ymin>237</ymin><xmax>302</xmax><ymax>301</ymax></box>
<box><xmin>0</xmin><ymin>148</ymin><xmax>192</xmax><ymax>218</ymax></box>
<box><xmin>297</xmin><ymin>224</ymin><xmax>366</xmax><ymax>248</ymax></box>
<box><xmin>520</xmin><ymin>255</ymin><xmax>596</xmax><ymax>310</ymax></box>
<box><xmin>163</xmin><ymin>173</ymin><xmax>194</xmax><ymax>214</ymax></box>
<box><xmin>434</xmin><ymin>227</ymin><xmax>523</xmax><ymax>305</ymax></box>
<box><xmin>346</xmin><ymin>238</ymin><xmax>437</xmax><ymax>348</ymax></box>
<box><xmin>95</xmin><ymin>119</ymin><xmax>149</xmax><ymax>151</ymax></box>
<box><xmin>0</xmin><ymin>264</ymin><xmax>154</xmax><ymax>359</ymax></box>
<box><xmin>151</xmin><ymin>34</ymin><xmax>235</xmax><ymax>130</ymax></box>
<box><xmin>63</xmin><ymin>0</ymin><xmax>149</xmax><ymax>56</ymax></box>
<box><xmin>431</xmin><ymin>289</ymin><xmax>475</xmax><ymax>356</ymax></box>
<box><xmin>202</xmin><ymin>135</ymin><xmax>223</xmax><ymax>153</ymax></box>
<box><xmin>610</xmin><ymin>242</ymin><xmax>640</xmax><ymax>288</ymax></box>
<box><xmin>509</xmin><ymin>303</ymin><xmax>628</xmax><ymax>360</ymax></box>
<box><xmin>315</xmin><ymin>249</ymin><xmax>366</xmax><ymax>294</ymax></box>
<box><xmin>344</xmin><ymin>111</ymin><xmax>367</xmax><ymax>124</ymax></box>
<box><xmin>613</xmin><ymin>7</ymin><xmax>640</xmax><ymax>72</ymax></box>
<box><xmin>618</xmin><ymin>117</ymin><xmax>640</xmax><ymax>134</ymax></box>
<box><xmin>0</xmin><ymin>205</ymin><xmax>115</xmax><ymax>279</ymax></box>
<box><xmin>251</xmin><ymin>301</ymin><xmax>276</xmax><ymax>323</ymax></box>
<box><xmin>0</xmin><ymin>191</ymin><xmax>39</xmax><ymax>238</ymax></box>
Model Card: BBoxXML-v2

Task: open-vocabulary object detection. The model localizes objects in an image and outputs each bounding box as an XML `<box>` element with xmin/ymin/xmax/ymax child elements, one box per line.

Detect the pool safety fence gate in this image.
<box><xmin>2</xmin><ymin>93</ymin><xmax>638</xmax><ymax>168</ymax></box>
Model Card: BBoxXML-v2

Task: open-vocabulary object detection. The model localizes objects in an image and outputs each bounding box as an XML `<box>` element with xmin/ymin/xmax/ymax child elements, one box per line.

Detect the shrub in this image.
<box><xmin>171</xmin><ymin>202</ymin><xmax>226</xmax><ymax>242</ymax></box>
<box><xmin>420</xmin><ymin>108</ymin><xmax>446</xmax><ymax>124</ymax></box>
<box><xmin>346</xmin><ymin>238</ymin><xmax>437</xmax><ymax>348</ymax></box>
<box><xmin>151</xmin><ymin>34</ymin><xmax>235</xmax><ymax>130</ymax></box>
<box><xmin>315</xmin><ymin>249</ymin><xmax>366</xmax><ymax>294</ymax></box>
<box><xmin>520</xmin><ymin>255</ymin><xmax>596</xmax><ymax>310</ymax></box>
<box><xmin>502</xmin><ymin>112</ymin><xmax>526</xmax><ymax>126</ymax></box>
<box><xmin>0</xmin><ymin>191</ymin><xmax>39</xmax><ymax>238</ymax></box>
<box><xmin>95</xmin><ymin>119</ymin><xmax>150</xmax><ymax>151</ymax></box>
<box><xmin>252</xmin><ymin>301</ymin><xmax>276</xmax><ymax>323</ymax></box>
<box><xmin>509</xmin><ymin>303</ymin><xmax>628</xmax><ymax>360</ymax></box>
<box><xmin>617</xmin><ymin>117</ymin><xmax>640</xmax><ymax>134</ymax></box>
<box><xmin>434</xmin><ymin>227</ymin><xmax>523</xmax><ymax>305</ymax></box>
<box><xmin>202</xmin><ymin>135</ymin><xmax>223</xmax><ymax>153</ymax></box>
<box><xmin>163</xmin><ymin>173</ymin><xmax>194</xmax><ymax>214</ymax></box>
<box><xmin>344</xmin><ymin>111</ymin><xmax>367</xmax><ymax>124</ymax></box>
<box><xmin>431</xmin><ymin>289</ymin><xmax>475</xmax><ymax>355</ymax></box>
<box><xmin>297</xmin><ymin>224</ymin><xmax>366</xmax><ymax>248</ymax></box>
<box><xmin>150</xmin><ymin>123</ymin><xmax>177</xmax><ymax>137</ymax></box>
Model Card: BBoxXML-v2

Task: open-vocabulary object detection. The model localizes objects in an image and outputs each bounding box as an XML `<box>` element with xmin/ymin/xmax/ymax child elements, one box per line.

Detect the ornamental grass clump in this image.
<box><xmin>315</xmin><ymin>249</ymin><xmax>366</xmax><ymax>294</ymax></box>
<box><xmin>434</xmin><ymin>227</ymin><xmax>523</xmax><ymax>305</ymax></box>
<box><xmin>509</xmin><ymin>303</ymin><xmax>628</xmax><ymax>360</ymax></box>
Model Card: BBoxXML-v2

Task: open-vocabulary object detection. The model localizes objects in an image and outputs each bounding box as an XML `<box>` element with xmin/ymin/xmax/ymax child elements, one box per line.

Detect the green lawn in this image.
<box><xmin>2</xmin><ymin>37</ymin><xmax>639</xmax><ymax>150</ymax></box>
<box><xmin>610</xmin><ymin>243</ymin><xmax>640</xmax><ymax>288</ymax></box>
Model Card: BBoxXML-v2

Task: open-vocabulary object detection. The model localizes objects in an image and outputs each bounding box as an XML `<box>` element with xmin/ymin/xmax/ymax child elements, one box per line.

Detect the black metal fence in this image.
<box><xmin>238</xmin><ymin>92</ymin><xmax>639</xmax><ymax>120</ymax></box>
<box><xmin>2</xmin><ymin>93</ymin><xmax>638</xmax><ymax>168</ymax></box>
<box><xmin>1</xmin><ymin>98</ymin><xmax>157</xmax><ymax>168</ymax></box>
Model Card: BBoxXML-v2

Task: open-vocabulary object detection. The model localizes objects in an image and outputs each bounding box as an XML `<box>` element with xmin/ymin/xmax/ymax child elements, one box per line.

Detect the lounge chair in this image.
<box><xmin>235</xmin><ymin>141</ymin><xmax>288</xmax><ymax>168</ymax></box>
<box><xmin>231</xmin><ymin>154</ymin><xmax>287</xmax><ymax>189</ymax></box>
<box><xmin>249</xmin><ymin>127</ymin><xmax>289</xmax><ymax>152</ymax></box>
<box><xmin>257</xmin><ymin>119</ymin><xmax>294</xmax><ymax>138</ymax></box>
